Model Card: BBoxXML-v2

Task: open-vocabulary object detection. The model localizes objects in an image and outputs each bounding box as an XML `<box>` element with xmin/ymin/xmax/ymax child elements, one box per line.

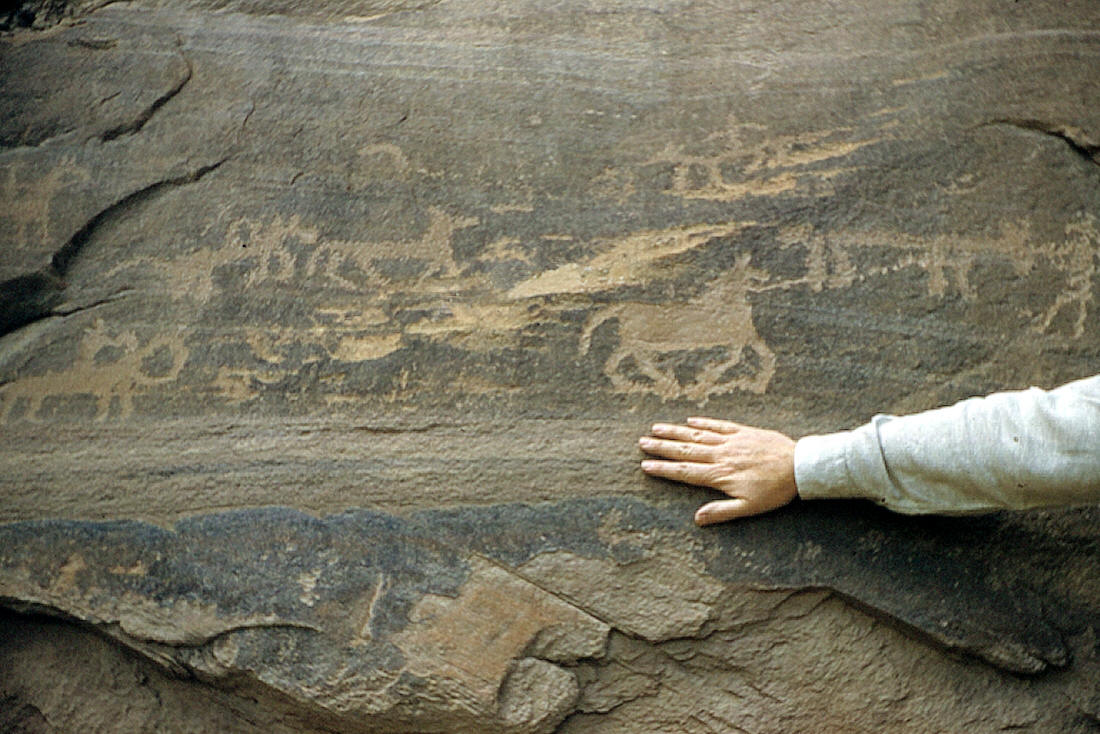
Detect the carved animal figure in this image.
<box><xmin>580</xmin><ymin>253</ymin><xmax>775</xmax><ymax>403</ymax></box>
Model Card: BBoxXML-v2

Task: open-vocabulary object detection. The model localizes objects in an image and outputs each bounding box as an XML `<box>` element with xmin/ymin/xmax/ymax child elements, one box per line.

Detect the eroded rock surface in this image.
<box><xmin>2</xmin><ymin>0</ymin><xmax>1099</xmax><ymax>731</ymax></box>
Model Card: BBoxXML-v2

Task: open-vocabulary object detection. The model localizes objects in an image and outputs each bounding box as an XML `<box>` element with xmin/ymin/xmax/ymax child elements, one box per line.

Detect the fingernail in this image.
<box><xmin>641</xmin><ymin>460</ymin><xmax>657</xmax><ymax>471</ymax></box>
<box><xmin>638</xmin><ymin>437</ymin><xmax>653</xmax><ymax>447</ymax></box>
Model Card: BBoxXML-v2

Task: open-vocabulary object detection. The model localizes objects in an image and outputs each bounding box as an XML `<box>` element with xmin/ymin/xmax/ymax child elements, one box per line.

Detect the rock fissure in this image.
<box><xmin>172</xmin><ymin>619</ymin><xmax>325</xmax><ymax>647</ymax></box>
<box><xmin>348</xmin><ymin>420</ymin><xmax>461</xmax><ymax>434</ymax></box>
<box><xmin>486</xmin><ymin>562</ymin><xmax>623</xmax><ymax>639</ymax></box>
<box><xmin>830</xmin><ymin>586</ymin><xmax>1061</xmax><ymax>676</ymax></box>
<box><xmin>982</xmin><ymin>118</ymin><xmax>1100</xmax><ymax>167</ymax></box>
<box><xmin>50</xmin><ymin>155</ymin><xmax>229</xmax><ymax>275</ymax></box>
<box><xmin>50</xmin><ymin>288</ymin><xmax>134</xmax><ymax>318</ymax></box>
<box><xmin>0</xmin><ymin>156</ymin><xmax>228</xmax><ymax>338</ymax></box>
<box><xmin>0</xmin><ymin>593</ymin><xmax>321</xmax><ymax>650</ymax></box>
<box><xmin>0</xmin><ymin>287</ymin><xmax>134</xmax><ymax>344</ymax></box>
<box><xmin>68</xmin><ymin>36</ymin><xmax>117</xmax><ymax>50</ymax></box>
<box><xmin>99</xmin><ymin>42</ymin><xmax>193</xmax><ymax>143</ymax></box>
<box><xmin>238</xmin><ymin>100</ymin><xmax>255</xmax><ymax>140</ymax></box>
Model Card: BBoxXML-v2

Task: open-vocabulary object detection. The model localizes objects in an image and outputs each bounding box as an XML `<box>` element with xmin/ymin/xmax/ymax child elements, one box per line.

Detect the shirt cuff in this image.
<box><xmin>794</xmin><ymin>432</ymin><xmax>854</xmax><ymax>500</ymax></box>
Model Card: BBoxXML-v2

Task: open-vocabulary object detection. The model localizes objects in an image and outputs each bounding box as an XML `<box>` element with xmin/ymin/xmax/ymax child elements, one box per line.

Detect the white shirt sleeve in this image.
<box><xmin>793</xmin><ymin>374</ymin><xmax>1100</xmax><ymax>514</ymax></box>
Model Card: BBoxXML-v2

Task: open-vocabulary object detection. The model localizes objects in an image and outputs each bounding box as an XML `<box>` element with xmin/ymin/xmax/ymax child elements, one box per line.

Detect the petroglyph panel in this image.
<box><xmin>7</xmin><ymin>207</ymin><xmax>1096</xmax><ymax>419</ymax></box>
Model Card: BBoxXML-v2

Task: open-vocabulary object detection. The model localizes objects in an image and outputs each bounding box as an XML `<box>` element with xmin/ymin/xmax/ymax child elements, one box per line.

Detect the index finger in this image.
<box><xmin>650</xmin><ymin>423</ymin><xmax>725</xmax><ymax>444</ymax></box>
<box><xmin>640</xmin><ymin>459</ymin><xmax>716</xmax><ymax>488</ymax></box>
<box><xmin>685</xmin><ymin>417</ymin><xmax>748</xmax><ymax>434</ymax></box>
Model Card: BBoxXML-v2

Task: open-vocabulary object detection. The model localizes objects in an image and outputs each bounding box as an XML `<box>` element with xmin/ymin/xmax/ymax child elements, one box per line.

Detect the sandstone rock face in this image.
<box><xmin>2</xmin><ymin>0</ymin><xmax>1099</xmax><ymax>731</ymax></box>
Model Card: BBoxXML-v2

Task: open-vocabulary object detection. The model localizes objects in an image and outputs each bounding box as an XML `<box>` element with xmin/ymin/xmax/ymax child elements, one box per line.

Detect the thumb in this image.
<box><xmin>695</xmin><ymin>498</ymin><xmax>758</xmax><ymax>526</ymax></box>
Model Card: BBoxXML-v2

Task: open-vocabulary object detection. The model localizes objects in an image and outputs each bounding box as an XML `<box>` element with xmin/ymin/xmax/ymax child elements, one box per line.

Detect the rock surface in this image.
<box><xmin>2</xmin><ymin>0</ymin><xmax>1099</xmax><ymax>731</ymax></box>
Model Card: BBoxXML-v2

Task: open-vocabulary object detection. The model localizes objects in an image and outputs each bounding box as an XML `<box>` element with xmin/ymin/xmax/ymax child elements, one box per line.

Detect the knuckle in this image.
<box><xmin>702</xmin><ymin>466</ymin><xmax>726</xmax><ymax>484</ymax></box>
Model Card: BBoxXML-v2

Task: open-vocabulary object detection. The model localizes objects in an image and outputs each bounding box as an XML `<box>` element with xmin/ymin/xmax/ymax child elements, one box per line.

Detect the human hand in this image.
<box><xmin>639</xmin><ymin>417</ymin><xmax>798</xmax><ymax>525</ymax></box>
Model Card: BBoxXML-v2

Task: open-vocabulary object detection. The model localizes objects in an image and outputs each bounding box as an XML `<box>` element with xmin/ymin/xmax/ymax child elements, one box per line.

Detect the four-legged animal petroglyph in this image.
<box><xmin>0</xmin><ymin>318</ymin><xmax>188</xmax><ymax>421</ymax></box>
<box><xmin>579</xmin><ymin>253</ymin><xmax>775</xmax><ymax>403</ymax></box>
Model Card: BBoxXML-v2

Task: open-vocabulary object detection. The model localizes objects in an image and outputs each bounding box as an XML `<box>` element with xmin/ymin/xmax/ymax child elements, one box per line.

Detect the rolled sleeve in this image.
<box><xmin>793</xmin><ymin>374</ymin><xmax>1100</xmax><ymax>514</ymax></box>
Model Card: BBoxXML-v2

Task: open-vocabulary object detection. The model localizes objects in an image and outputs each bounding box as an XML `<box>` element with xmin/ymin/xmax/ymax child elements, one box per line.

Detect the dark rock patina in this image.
<box><xmin>2</xmin><ymin>0</ymin><xmax>1099</xmax><ymax>730</ymax></box>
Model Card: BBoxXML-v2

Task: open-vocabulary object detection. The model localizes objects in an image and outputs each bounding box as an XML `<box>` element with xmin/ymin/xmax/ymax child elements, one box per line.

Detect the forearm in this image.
<box><xmin>794</xmin><ymin>374</ymin><xmax>1100</xmax><ymax>514</ymax></box>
